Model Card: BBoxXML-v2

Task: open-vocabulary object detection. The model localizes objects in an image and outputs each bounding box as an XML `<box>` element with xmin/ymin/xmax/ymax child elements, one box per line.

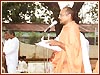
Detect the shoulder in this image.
<box><xmin>7</xmin><ymin>39</ymin><xmax>12</xmax><ymax>43</ymax></box>
<box><xmin>13</xmin><ymin>37</ymin><xmax>19</xmax><ymax>41</ymax></box>
<box><xmin>12</xmin><ymin>37</ymin><xmax>19</xmax><ymax>43</ymax></box>
<box><xmin>69</xmin><ymin>21</ymin><xmax>79</xmax><ymax>29</ymax></box>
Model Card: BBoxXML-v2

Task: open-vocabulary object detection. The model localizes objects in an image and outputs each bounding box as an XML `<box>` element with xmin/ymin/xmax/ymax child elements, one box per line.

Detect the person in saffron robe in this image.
<box><xmin>47</xmin><ymin>6</ymin><xmax>84</xmax><ymax>73</ymax></box>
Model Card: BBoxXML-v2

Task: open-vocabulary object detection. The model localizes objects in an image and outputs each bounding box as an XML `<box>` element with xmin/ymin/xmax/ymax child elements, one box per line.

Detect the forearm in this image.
<box><xmin>48</xmin><ymin>40</ymin><xmax>65</xmax><ymax>50</ymax></box>
<box><xmin>58</xmin><ymin>41</ymin><xmax>65</xmax><ymax>50</ymax></box>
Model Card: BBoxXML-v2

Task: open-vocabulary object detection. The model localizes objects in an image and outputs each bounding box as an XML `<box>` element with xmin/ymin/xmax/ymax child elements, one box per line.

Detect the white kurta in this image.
<box><xmin>3</xmin><ymin>37</ymin><xmax>19</xmax><ymax>73</ymax></box>
<box><xmin>80</xmin><ymin>33</ymin><xmax>92</xmax><ymax>73</ymax></box>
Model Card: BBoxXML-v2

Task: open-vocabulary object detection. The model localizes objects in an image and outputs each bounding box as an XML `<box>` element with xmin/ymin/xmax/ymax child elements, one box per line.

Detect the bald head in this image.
<box><xmin>63</xmin><ymin>6</ymin><xmax>75</xmax><ymax>20</ymax></box>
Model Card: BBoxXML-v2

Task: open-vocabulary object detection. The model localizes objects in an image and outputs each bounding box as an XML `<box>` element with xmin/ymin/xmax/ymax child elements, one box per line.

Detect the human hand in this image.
<box><xmin>47</xmin><ymin>40</ymin><xmax>66</xmax><ymax>51</ymax></box>
<box><xmin>47</xmin><ymin>40</ymin><xmax>60</xmax><ymax>46</ymax></box>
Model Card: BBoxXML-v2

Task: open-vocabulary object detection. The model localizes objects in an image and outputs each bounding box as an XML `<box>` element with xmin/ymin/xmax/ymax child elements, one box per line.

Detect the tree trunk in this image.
<box><xmin>72</xmin><ymin>2</ymin><xmax>84</xmax><ymax>24</ymax></box>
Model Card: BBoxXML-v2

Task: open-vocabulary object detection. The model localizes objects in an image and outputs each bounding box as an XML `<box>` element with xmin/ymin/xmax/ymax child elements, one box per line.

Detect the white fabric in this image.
<box><xmin>17</xmin><ymin>60</ymin><xmax>28</xmax><ymax>73</ymax></box>
<box><xmin>3</xmin><ymin>37</ymin><xmax>19</xmax><ymax>73</ymax></box>
<box><xmin>36</xmin><ymin>40</ymin><xmax>61</xmax><ymax>51</ymax></box>
<box><xmin>54</xmin><ymin>35</ymin><xmax>60</xmax><ymax>41</ymax></box>
<box><xmin>3</xmin><ymin>39</ymin><xmax>12</xmax><ymax>53</ymax></box>
<box><xmin>80</xmin><ymin>33</ymin><xmax>92</xmax><ymax>73</ymax></box>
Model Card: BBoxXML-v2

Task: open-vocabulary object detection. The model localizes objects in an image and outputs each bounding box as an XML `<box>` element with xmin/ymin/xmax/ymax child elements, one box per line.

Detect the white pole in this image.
<box><xmin>94</xmin><ymin>27</ymin><xmax>96</xmax><ymax>45</ymax></box>
<box><xmin>43</xmin><ymin>47</ymin><xmax>46</xmax><ymax>73</ymax></box>
<box><xmin>46</xmin><ymin>33</ymin><xmax>50</xmax><ymax>73</ymax></box>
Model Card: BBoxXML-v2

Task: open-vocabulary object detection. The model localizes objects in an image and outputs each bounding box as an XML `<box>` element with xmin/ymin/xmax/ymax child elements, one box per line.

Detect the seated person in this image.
<box><xmin>16</xmin><ymin>56</ymin><xmax>28</xmax><ymax>73</ymax></box>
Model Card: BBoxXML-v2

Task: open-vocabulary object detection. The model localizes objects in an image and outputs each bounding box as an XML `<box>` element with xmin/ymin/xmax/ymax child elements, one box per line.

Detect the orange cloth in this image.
<box><xmin>93</xmin><ymin>60</ymin><xmax>98</xmax><ymax>73</ymax></box>
<box><xmin>52</xmin><ymin>21</ymin><xmax>84</xmax><ymax>73</ymax></box>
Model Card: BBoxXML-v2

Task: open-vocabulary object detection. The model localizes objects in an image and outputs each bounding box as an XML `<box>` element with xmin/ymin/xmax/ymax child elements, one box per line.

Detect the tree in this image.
<box><xmin>42</xmin><ymin>2</ymin><xmax>61</xmax><ymax>36</ymax></box>
<box><xmin>79</xmin><ymin>2</ymin><xmax>98</xmax><ymax>24</ymax></box>
<box><xmin>2</xmin><ymin>2</ymin><xmax>98</xmax><ymax>36</ymax></box>
<box><xmin>43</xmin><ymin>2</ymin><xmax>84</xmax><ymax>36</ymax></box>
<box><xmin>72</xmin><ymin>2</ymin><xmax>84</xmax><ymax>24</ymax></box>
<box><xmin>2</xmin><ymin>2</ymin><xmax>47</xmax><ymax>23</ymax></box>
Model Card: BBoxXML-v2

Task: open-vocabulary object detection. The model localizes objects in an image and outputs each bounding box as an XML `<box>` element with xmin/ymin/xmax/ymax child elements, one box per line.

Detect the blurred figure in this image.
<box><xmin>3</xmin><ymin>30</ymin><xmax>19</xmax><ymax>73</ymax></box>
<box><xmin>2</xmin><ymin>42</ymin><xmax>6</xmax><ymax>73</ymax></box>
<box><xmin>17</xmin><ymin>56</ymin><xmax>28</xmax><ymax>73</ymax></box>
<box><xmin>2</xmin><ymin>31</ymin><xmax>11</xmax><ymax>73</ymax></box>
<box><xmin>48</xmin><ymin>6</ymin><xmax>84</xmax><ymax>73</ymax></box>
<box><xmin>49</xmin><ymin>32</ymin><xmax>92</xmax><ymax>73</ymax></box>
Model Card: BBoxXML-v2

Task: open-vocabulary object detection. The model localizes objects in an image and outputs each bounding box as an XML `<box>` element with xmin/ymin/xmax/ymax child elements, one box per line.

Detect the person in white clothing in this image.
<box><xmin>2</xmin><ymin>32</ymin><xmax>10</xmax><ymax>73</ymax></box>
<box><xmin>17</xmin><ymin>56</ymin><xmax>28</xmax><ymax>73</ymax></box>
<box><xmin>3</xmin><ymin>31</ymin><xmax>12</xmax><ymax>73</ymax></box>
<box><xmin>3</xmin><ymin>30</ymin><xmax>19</xmax><ymax>73</ymax></box>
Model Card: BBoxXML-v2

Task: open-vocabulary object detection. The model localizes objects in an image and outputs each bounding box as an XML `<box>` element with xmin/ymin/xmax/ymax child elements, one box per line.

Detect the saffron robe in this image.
<box><xmin>93</xmin><ymin>60</ymin><xmax>99</xmax><ymax>73</ymax></box>
<box><xmin>52</xmin><ymin>21</ymin><xmax>84</xmax><ymax>73</ymax></box>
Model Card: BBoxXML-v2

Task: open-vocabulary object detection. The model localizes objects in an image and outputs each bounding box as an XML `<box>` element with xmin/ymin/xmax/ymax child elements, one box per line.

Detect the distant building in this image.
<box><xmin>2</xmin><ymin>23</ymin><xmax>98</xmax><ymax>45</ymax></box>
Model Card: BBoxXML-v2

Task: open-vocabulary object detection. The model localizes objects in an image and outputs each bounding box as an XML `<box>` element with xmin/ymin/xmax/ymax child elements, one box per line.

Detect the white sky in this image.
<box><xmin>58</xmin><ymin>1</ymin><xmax>98</xmax><ymax>24</ymax></box>
<box><xmin>58</xmin><ymin>1</ymin><xmax>74</xmax><ymax>9</ymax></box>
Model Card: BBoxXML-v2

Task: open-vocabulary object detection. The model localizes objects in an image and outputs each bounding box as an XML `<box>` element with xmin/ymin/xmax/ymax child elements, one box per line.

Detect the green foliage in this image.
<box><xmin>29</xmin><ymin>32</ymin><xmax>42</xmax><ymax>44</ymax></box>
<box><xmin>2</xmin><ymin>2</ymin><xmax>53</xmax><ymax>24</ymax></box>
<box><xmin>15</xmin><ymin>32</ymin><xmax>24</xmax><ymax>37</ymax></box>
<box><xmin>79</xmin><ymin>2</ymin><xmax>98</xmax><ymax>24</ymax></box>
<box><xmin>2</xmin><ymin>2</ymin><xmax>29</xmax><ymax>23</ymax></box>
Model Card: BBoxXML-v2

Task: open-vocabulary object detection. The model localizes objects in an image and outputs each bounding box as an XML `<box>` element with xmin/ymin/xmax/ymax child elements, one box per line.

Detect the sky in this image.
<box><xmin>58</xmin><ymin>1</ymin><xmax>98</xmax><ymax>24</ymax></box>
<box><xmin>58</xmin><ymin>1</ymin><xmax>74</xmax><ymax>9</ymax></box>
